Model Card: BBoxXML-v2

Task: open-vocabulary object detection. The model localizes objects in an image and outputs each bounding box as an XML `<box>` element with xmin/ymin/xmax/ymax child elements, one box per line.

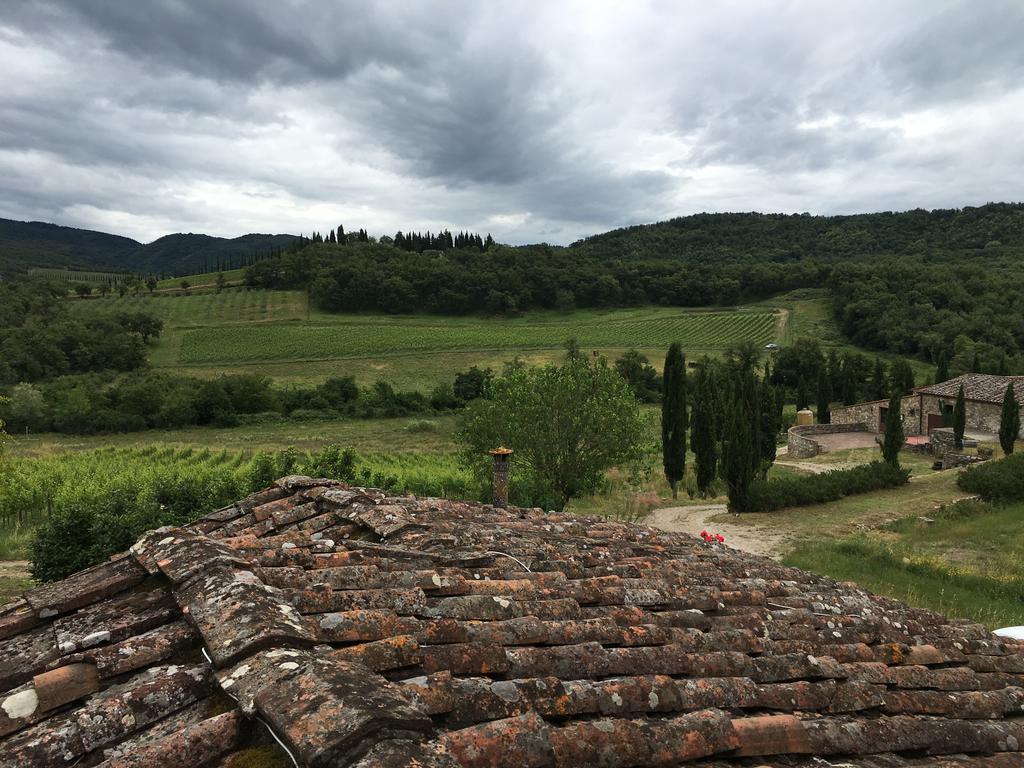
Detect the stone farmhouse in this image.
<box><xmin>3</xmin><ymin>475</ymin><xmax>1024</xmax><ymax>766</ymax></box>
<box><xmin>831</xmin><ymin>373</ymin><xmax>1024</xmax><ymax>438</ymax></box>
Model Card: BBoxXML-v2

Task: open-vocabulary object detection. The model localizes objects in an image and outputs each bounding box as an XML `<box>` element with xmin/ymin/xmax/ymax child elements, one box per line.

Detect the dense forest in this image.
<box><xmin>241</xmin><ymin>204</ymin><xmax>1024</xmax><ymax>368</ymax></box>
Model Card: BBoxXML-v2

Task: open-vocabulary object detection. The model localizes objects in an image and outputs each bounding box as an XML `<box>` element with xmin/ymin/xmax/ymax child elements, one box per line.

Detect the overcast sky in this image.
<box><xmin>2</xmin><ymin>1</ymin><xmax>1022</xmax><ymax>245</ymax></box>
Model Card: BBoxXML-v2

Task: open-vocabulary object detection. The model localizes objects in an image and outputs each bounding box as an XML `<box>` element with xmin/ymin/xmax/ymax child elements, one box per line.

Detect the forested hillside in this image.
<box><xmin>0</xmin><ymin>218</ymin><xmax>295</xmax><ymax>276</ymax></box>
<box><xmin>242</xmin><ymin>204</ymin><xmax>1024</xmax><ymax>368</ymax></box>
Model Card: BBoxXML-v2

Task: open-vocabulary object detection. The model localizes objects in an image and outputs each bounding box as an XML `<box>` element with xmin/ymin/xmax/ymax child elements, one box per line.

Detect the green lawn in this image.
<box><xmin>786</xmin><ymin>500</ymin><xmax>1024</xmax><ymax>628</ymax></box>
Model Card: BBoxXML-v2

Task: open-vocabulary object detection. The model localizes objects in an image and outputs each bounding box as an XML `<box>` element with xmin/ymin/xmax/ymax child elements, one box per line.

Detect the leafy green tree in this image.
<box><xmin>816</xmin><ymin>367</ymin><xmax>831</xmax><ymax>424</ymax></box>
<box><xmin>180</xmin><ymin>279</ymin><xmax>190</xmax><ymax>293</ymax></box>
<box><xmin>690</xmin><ymin>367</ymin><xmax>717</xmax><ymax>497</ymax></box>
<box><xmin>882</xmin><ymin>392</ymin><xmax>904</xmax><ymax>467</ymax></box>
<box><xmin>74</xmin><ymin>283</ymin><xmax>91</xmax><ymax>298</ymax></box>
<box><xmin>721</xmin><ymin>401</ymin><xmax>754</xmax><ymax>513</ymax></box>
<box><xmin>953</xmin><ymin>384</ymin><xmax>967</xmax><ymax>449</ymax></box>
<box><xmin>453</xmin><ymin>366</ymin><xmax>493</xmax><ymax>403</ymax></box>
<box><xmin>215</xmin><ymin>272</ymin><xmax>227</xmax><ymax>293</ymax></box>
<box><xmin>457</xmin><ymin>358</ymin><xmax>646</xmax><ymax>510</ymax></box>
<box><xmin>145</xmin><ymin>276</ymin><xmax>158</xmax><ymax>294</ymax></box>
<box><xmin>1000</xmin><ymin>382</ymin><xmax>1020</xmax><ymax>456</ymax></box>
<box><xmin>615</xmin><ymin>350</ymin><xmax>661</xmax><ymax>403</ymax></box>
<box><xmin>661</xmin><ymin>343</ymin><xmax>687</xmax><ymax>498</ymax></box>
<box><xmin>935</xmin><ymin>351</ymin><xmax>949</xmax><ymax>383</ymax></box>
<box><xmin>8</xmin><ymin>382</ymin><xmax>46</xmax><ymax>432</ymax></box>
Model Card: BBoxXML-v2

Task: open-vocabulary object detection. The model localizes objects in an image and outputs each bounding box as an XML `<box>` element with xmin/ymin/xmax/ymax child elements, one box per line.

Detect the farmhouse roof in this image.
<box><xmin>3</xmin><ymin>477</ymin><xmax>1024</xmax><ymax>767</ymax></box>
<box><xmin>916</xmin><ymin>373</ymin><xmax>1024</xmax><ymax>405</ymax></box>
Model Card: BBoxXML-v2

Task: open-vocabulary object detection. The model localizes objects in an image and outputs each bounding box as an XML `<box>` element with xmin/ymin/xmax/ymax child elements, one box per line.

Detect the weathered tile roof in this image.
<box><xmin>916</xmin><ymin>374</ymin><xmax>1024</xmax><ymax>405</ymax></box>
<box><xmin>3</xmin><ymin>475</ymin><xmax>1024</xmax><ymax>767</ymax></box>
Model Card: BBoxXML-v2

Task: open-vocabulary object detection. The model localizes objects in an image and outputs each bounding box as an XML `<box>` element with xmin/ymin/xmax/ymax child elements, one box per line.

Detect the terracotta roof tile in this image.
<box><xmin>2</xmin><ymin>476</ymin><xmax>1024</xmax><ymax>766</ymax></box>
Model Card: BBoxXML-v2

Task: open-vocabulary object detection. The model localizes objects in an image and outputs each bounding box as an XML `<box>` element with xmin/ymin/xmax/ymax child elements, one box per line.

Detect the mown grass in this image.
<box><xmin>785</xmin><ymin>500</ymin><xmax>1024</xmax><ymax>628</ymax></box>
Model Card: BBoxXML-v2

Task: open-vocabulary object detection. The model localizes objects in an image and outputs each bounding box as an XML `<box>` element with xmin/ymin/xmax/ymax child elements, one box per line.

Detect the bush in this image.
<box><xmin>957</xmin><ymin>454</ymin><xmax>1024</xmax><ymax>503</ymax></box>
<box><xmin>741</xmin><ymin>460</ymin><xmax>910</xmax><ymax>513</ymax></box>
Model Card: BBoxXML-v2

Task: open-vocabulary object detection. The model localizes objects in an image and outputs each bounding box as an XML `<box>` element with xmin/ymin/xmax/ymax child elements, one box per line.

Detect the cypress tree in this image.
<box><xmin>999</xmin><ymin>382</ymin><xmax>1020</xmax><ymax>456</ymax></box>
<box><xmin>795</xmin><ymin>377</ymin><xmax>810</xmax><ymax>411</ymax></box>
<box><xmin>757</xmin><ymin>377</ymin><xmax>778</xmax><ymax>477</ymax></box>
<box><xmin>721</xmin><ymin>402</ymin><xmax>754</xmax><ymax>513</ymax></box>
<box><xmin>953</xmin><ymin>384</ymin><xmax>966</xmax><ymax>449</ymax></box>
<box><xmin>870</xmin><ymin>357</ymin><xmax>886</xmax><ymax>400</ymax></box>
<box><xmin>935</xmin><ymin>351</ymin><xmax>949</xmax><ymax>383</ymax></box>
<box><xmin>691</xmin><ymin>372</ymin><xmax>717</xmax><ymax>497</ymax></box>
<box><xmin>971</xmin><ymin>351</ymin><xmax>981</xmax><ymax>373</ymax></box>
<box><xmin>882</xmin><ymin>391</ymin><xmax>904</xmax><ymax>467</ymax></box>
<box><xmin>816</xmin><ymin>366</ymin><xmax>831</xmax><ymax>424</ymax></box>
<box><xmin>661</xmin><ymin>343</ymin><xmax>687</xmax><ymax>498</ymax></box>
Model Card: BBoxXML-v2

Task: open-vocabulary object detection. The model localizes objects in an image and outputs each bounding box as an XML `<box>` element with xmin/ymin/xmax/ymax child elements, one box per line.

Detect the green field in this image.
<box><xmin>156</xmin><ymin>267</ymin><xmax>247</xmax><ymax>289</ymax></box>
<box><xmin>71</xmin><ymin>290</ymin><xmax>783</xmax><ymax>388</ymax></box>
<box><xmin>786</xmin><ymin>500</ymin><xmax>1024</xmax><ymax>628</ymax></box>
<box><xmin>177</xmin><ymin>309</ymin><xmax>778</xmax><ymax>364</ymax></box>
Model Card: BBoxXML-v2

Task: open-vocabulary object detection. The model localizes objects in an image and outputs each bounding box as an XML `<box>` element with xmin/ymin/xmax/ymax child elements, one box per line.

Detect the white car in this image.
<box><xmin>764</xmin><ymin>343</ymin><xmax>779</xmax><ymax>350</ymax></box>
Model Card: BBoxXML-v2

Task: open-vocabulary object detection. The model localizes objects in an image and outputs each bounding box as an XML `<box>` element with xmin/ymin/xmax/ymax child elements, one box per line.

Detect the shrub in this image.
<box><xmin>406</xmin><ymin>419</ymin><xmax>439</xmax><ymax>433</ymax></box>
<box><xmin>741</xmin><ymin>460</ymin><xmax>910</xmax><ymax>513</ymax></box>
<box><xmin>957</xmin><ymin>454</ymin><xmax>1024</xmax><ymax>503</ymax></box>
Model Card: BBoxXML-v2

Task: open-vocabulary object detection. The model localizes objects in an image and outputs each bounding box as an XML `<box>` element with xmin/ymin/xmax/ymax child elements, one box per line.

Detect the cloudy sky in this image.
<box><xmin>1</xmin><ymin>1</ymin><xmax>1023</xmax><ymax>245</ymax></box>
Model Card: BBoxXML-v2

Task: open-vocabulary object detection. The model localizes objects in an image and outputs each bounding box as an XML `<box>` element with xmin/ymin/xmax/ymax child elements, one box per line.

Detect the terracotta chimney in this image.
<box><xmin>488</xmin><ymin>447</ymin><xmax>513</xmax><ymax>508</ymax></box>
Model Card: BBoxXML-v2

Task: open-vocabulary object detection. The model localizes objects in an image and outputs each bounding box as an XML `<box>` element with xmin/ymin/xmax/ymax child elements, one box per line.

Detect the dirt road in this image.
<box><xmin>644</xmin><ymin>504</ymin><xmax>788</xmax><ymax>558</ymax></box>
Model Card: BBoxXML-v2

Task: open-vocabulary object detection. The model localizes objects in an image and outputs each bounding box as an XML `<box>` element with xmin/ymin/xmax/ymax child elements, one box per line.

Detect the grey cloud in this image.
<box><xmin>0</xmin><ymin>1</ymin><xmax>1021</xmax><ymax>244</ymax></box>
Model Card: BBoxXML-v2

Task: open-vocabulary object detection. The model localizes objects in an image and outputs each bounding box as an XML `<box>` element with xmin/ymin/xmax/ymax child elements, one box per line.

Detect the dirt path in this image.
<box><xmin>645</xmin><ymin>504</ymin><xmax>788</xmax><ymax>559</ymax></box>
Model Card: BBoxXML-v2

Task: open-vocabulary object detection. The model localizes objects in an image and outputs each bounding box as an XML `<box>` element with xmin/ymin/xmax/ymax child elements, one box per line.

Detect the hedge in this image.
<box><xmin>957</xmin><ymin>453</ymin><xmax>1024</xmax><ymax>503</ymax></box>
<box><xmin>741</xmin><ymin>460</ymin><xmax>910</xmax><ymax>513</ymax></box>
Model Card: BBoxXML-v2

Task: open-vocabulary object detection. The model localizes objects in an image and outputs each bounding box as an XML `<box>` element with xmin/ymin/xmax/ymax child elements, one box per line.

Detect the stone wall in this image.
<box><xmin>786</xmin><ymin>422</ymin><xmax>871</xmax><ymax>459</ymax></box>
<box><xmin>919</xmin><ymin>394</ymin><xmax>1014</xmax><ymax>436</ymax></box>
<box><xmin>831</xmin><ymin>395</ymin><xmax>922</xmax><ymax>435</ymax></box>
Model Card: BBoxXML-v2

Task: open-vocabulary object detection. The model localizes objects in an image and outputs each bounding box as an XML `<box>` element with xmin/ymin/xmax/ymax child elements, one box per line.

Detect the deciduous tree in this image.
<box><xmin>457</xmin><ymin>358</ymin><xmax>646</xmax><ymax>510</ymax></box>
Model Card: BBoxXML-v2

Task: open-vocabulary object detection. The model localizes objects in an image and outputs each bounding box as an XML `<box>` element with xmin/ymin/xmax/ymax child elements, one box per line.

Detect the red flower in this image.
<box><xmin>715</xmin><ymin>534</ymin><xmax>725</xmax><ymax>543</ymax></box>
<box><xmin>700</xmin><ymin>530</ymin><xmax>708</xmax><ymax>538</ymax></box>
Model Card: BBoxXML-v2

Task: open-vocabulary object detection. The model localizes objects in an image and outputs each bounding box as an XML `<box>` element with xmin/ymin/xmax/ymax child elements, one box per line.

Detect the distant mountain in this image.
<box><xmin>0</xmin><ymin>218</ymin><xmax>297</xmax><ymax>277</ymax></box>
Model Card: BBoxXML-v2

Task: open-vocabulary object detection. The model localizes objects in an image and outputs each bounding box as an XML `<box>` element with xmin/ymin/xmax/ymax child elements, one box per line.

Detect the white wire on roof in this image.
<box><xmin>484</xmin><ymin>550</ymin><xmax>533</xmax><ymax>572</ymax></box>
<box><xmin>201</xmin><ymin>646</ymin><xmax>300</xmax><ymax>768</ymax></box>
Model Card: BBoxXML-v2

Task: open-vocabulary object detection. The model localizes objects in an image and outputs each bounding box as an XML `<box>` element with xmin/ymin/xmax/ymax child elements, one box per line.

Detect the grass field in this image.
<box><xmin>71</xmin><ymin>290</ymin><xmax>784</xmax><ymax>388</ymax></box>
<box><xmin>156</xmin><ymin>267</ymin><xmax>246</xmax><ymax>289</ymax></box>
<box><xmin>786</xmin><ymin>499</ymin><xmax>1024</xmax><ymax>628</ymax></box>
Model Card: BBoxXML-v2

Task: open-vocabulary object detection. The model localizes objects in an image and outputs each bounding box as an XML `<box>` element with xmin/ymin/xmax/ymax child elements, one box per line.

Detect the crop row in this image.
<box><xmin>178</xmin><ymin>311</ymin><xmax>778</xmax><ymax>364</ymax></box>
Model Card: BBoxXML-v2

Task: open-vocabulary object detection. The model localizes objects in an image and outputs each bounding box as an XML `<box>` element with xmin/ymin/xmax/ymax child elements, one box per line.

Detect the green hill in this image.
<box><xmin>0</xmin><ymin>217</ymin><xmax>296</xmax><ymax>277</ymax></box>
<box><xmin>571</xmin><ymin>202</ymin><xmax>1024</xmax><ymax>262</ymax></box>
